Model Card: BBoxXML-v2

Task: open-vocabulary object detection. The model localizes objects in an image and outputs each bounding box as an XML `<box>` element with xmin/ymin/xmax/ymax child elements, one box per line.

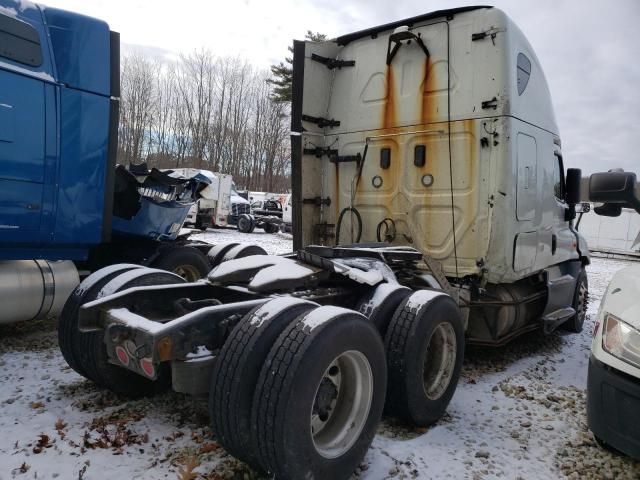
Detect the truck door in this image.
<box><xmin>0</xmin><ymin>13</ymin><xmax>47</xmax><ymax>234</ymax></box>
<box><xmin>548</xmin><ymin>150</ymin><xmax>578</xmax><ymax>264</ymax></box>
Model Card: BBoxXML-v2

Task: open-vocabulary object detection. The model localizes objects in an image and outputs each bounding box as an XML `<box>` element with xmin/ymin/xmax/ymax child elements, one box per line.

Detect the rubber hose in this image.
<box><xmin>335</xmin><ymin>207</ymin><xmax>362</xmax><ymax>245</ymax></box>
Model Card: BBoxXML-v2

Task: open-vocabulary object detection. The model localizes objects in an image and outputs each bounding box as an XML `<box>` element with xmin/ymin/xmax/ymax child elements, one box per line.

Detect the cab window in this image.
<box><xmin>0</xmin><ymin>13</ymin><xmax>42</xmax><ymax>67</ymax></box>
<box><xmin>553</xmin><ymin>153</ymin><xmax>565</xmax><ymax>201</ymax></box>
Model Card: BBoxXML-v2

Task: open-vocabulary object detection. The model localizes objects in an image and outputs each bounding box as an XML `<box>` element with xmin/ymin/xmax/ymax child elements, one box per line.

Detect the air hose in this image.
<box><xmin>335</xmin><ymin>207</ymin><xmax>362</xmax><ymax>245</ymax></box>
<box><xmin>376</xmin><ymin>218</ymin><xmax>397</xmax><ymax>243</ymax></box>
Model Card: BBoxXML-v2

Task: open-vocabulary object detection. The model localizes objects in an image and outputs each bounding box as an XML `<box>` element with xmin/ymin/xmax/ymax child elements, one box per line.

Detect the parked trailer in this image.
<box><xmin>61</xmin><ymin>6</ymin><xmax>595</xmax><ymax>479</ymax></box>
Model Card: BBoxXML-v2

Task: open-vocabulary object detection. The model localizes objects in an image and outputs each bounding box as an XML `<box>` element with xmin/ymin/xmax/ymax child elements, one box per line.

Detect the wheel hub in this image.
<box><xmin>310</xmin><ymin>351</ymin><xmax>373</xmax><ymax>459</ymax></box>
<box><xmin>422</xmin><ymin>322</ymin><xmax>457</xmax><ymax>400</ymax></box>
<box><xmin>173</xmin><ymin>264</ymin><xmax>200</xmax><ymax>282</ymax></box>
<box><xmin>313</xmin><ymin>377</ymin><xmax>338</xmax><ymax>420</ymax></box>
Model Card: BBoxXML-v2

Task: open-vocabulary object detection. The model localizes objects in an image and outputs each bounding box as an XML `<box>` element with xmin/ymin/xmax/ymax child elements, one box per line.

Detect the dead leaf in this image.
<box><xmin>30</xmin><ymin>401</ymin><xmax>44</xmax><ymax>409</ymax></box>
<box><xmin>199</xmin><ymin>442</ymin><xmax>220</xmax><ymax>454</ymax></box>
<box><xmin>19</xmin><ymin>462</ymin><xmax>30</xmax><ymax>473</ymax></box>
<box><xmin>176</xmin><ymin>456</ymin><xmax>200</xmax><ymax>480</ymax></box>
<box><xmin>33</xmin><ymin>433</ymin><xmax>52</xmax><ymax>454</ymax></box>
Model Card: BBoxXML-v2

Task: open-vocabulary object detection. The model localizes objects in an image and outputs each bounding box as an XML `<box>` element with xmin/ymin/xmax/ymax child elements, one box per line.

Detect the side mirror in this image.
<box><xmin>594</xmin><ymin>204</ymin><xmax>622</xmax><ymax>217</ymax></box>
<box><xmin>589</xmin><ymin>171</ymin><xmax>640</xmax><ymax>214</ymax></box>
<box><xmin>563</xmin><ymin>168</ymin><xmax>582</xmax><ymax>221</ymax></box>
<box><xmin>565</xmin><ymin>168</ymin><xmax>582</xmax><ymax>205</ymax></box>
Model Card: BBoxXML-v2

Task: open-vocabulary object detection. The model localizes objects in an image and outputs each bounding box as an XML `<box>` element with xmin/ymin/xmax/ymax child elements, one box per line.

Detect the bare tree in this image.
<box><xmin>118</xmin><ymin>53</ymin><xmax>156</xmax><ymax>165</ymax></box>
<box><xmin>117</xmin><ymin>48</ymin><xmax>292</xmax><ymax>192</ymax></box>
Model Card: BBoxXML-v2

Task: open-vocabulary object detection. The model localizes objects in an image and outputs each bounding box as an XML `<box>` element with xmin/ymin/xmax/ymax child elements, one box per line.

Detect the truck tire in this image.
<box><xmin>238</xmin><ymin>214</ymin><xmax>254</xmax><ymax>233</ymax></box>
<box><xmin>207</xmin><ymin>243</ymin><xmax>240</xmax><ymax>268</ymax></box>
<box><xmin>209</xmin><ymin>298</ymin><xmax>317</xmax><ymax>468</ymax></box>
<box><xmin>384</xmin><ymin>291</ymin><xmax>464</xmax><ymax>427</ymax></box>
<box><xmin>263</xmin><ymin>222</ymin><xmax>279</xmax><ymax>234</ymax></box>
<box><xmin>77</xmin><ymin>268</ymin><xmax>185</xmax><ymax>397</ymax></box>
<box><xmin>58</xmin><ymin>264</ymin><xmax>142</xmax><ymax>379</ymax></box>
<box><xmin>252</xmin><ymin>307</ymin><xmax>386</xmax><ymax>479</ymax></box>
<box><xmin>150</xmin><ymin>246</ymin><xmax>211</xmax><ymax>281</ymax></box>
<box><xmin>562</xmin><ymin>268</ymin><xmax>588</xmax><ymax>333</ymax></box>
<box><xmin>355</xmin><ymin>283</ymin><xmax>412</xmax><ymax>336</ymax></box>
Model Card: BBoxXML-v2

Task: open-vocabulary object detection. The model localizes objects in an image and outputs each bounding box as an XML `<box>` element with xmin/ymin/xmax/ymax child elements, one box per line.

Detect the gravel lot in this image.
<box><xmin>0</xmin><ymin>230</ymin><xmax>639</xmax><ymax>479</ymax></box>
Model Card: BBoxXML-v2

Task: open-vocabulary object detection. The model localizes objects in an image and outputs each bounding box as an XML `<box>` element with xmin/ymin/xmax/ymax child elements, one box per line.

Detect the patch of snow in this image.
<box><xmin>209</xmin><ymin>255</ymin><xmax>290</xmax><ymax>280</ymax></box>
<box><xmin>300</xmin><ymin>306</ymin><xmax>354</xmax><ymax>332</ymax></box>
<box><xmin>249</xmin><ymin>297</ymin><xmax>316</xmax><ymax>328</ymax></box>
<box><xmin>96</xmin><ymin>268</ymin><xmax>180</xmax><ymax>299</ymax></box>
<box><xmin>189</xmin><ymin>228</ymin><xmax>293</xmax><ymax>255</ymax></box>
<box><xmin>106</xmin><ymin>308</ymin><xmax>164</xmax><ymax>334</ymax></box>
<box><xmin>2</xmin><ymin>256</ymin><xmax>639</xmax><ymax>479</ymax></box>
<box><xmin>360</xmin><ymin>283</ymin><xmax>408</xmax><ymax>314</ymax></box>
<box><xmin>185</xmin><ymin>345</ymin><xmax>212</xmax><ymax>360</ymax></box>
<box><xmin>332</xmin><ymin>260</ymin><xmax>384</xmax><ymax>286</ymax></box>
<box><xmin>249</xmin><ymin>263</ymin><xmax>317</xmax><ymax>290</ymax></box>
<box><xmin>405</xmin><ymin>289</ymin><xmax>444</xmax><ymax>309</ymax></box>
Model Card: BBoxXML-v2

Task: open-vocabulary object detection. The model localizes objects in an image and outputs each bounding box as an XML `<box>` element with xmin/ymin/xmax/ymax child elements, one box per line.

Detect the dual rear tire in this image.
<box><xmin>58</xmin><ymin>266</ymin><xmax>184</xmax><ymax>397</ymax></box>
<box><xmin>210</xmin><ymin>302</ymin><xmax>387</xmax><ymax>479</ymax></box>
<box><xmin>209</xmin><ymin>288</ymin><xmax>465</xmax><ymax>478</ymax></box>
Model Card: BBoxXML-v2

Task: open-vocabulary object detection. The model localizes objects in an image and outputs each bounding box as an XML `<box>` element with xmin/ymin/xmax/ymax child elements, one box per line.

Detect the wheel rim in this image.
<box><xmin>310</xmin><ymin>350</ymin><xmax>373</xmax><ymax>459</ymax></box>
<box><xmin>172</xmin><ymin>264</ymin><xmax>201</xmax><ymax>282</ymax></box>
<box><xmin>422</xmin><ymin>322</ymin><xmax>457</xmax><ymax>400</ymax></box>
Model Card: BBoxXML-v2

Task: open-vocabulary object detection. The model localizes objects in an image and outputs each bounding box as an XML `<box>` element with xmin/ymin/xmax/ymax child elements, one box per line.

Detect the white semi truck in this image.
<box><xmin>170</xmin><ymin>169</ymin><xmax>250</xmax><ymax>230</ymax></box>
<box><xmin>60</xmin><ymin>6</ymin><xmax>603</xmax><ymax>479</ymax></box>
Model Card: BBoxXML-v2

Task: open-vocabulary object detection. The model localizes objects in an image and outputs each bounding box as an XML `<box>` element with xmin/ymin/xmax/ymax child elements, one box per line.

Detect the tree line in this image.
<box><xmin>117</xmin><ymin>50</ymin><xmax>291</xmax><ymax>192</ymax></box>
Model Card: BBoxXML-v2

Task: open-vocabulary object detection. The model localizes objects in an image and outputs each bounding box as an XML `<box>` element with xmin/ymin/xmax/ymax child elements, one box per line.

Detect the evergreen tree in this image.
<box><xmin>267</xmin><ymin>31</ymin><xmax>327</xmax><ymax>102</ymax></box>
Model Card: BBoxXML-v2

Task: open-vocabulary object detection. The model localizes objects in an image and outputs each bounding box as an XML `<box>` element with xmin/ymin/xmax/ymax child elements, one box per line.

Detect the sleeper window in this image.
<box><xmin>517</xmin><ymin>53</ymin><xmax>531</xmax><ymax>95</ymax></box>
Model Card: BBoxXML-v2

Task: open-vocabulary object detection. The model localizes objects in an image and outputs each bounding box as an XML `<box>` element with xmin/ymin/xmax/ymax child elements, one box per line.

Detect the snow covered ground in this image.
<box><xmin>0</xmin><ymin>229</ymin><xmax>639</xmax><ymax>479</ymax></box>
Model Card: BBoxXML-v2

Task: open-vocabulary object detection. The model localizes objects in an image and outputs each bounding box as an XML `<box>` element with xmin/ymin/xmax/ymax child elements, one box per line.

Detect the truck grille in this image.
<box><xmin>232</xmin><ymin>203</ymin><xmax>250</xmax><ymax>216</ymax></box>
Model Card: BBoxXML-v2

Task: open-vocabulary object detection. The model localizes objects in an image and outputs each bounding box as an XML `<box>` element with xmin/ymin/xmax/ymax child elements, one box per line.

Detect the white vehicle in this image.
<box><xmin>282</xmin><ymin>194</ymin><xmax>292</xmax><ymax>232</ymax></box>
<box><xmin>169</xmin><ymin>169</ymin><xmax>251</xmax><ymax>230</ymax></box>
<box><xmin>229</xmin><ymin>183</ymin><xmax>251</xmax><ymax>226</ymax></box>
<box><xmin>293</xmin><ymin>5</ymin><xmax>591</xmax><ymax>343</ymax></box>
<box><xmin>60</xmin><ymin>7</ymin><xmax>602</xmax><ymax>479</ymax></box>
<box><xmin>587</xmin><ymin>171</ymin><xmax>640</xmax><ymax>460</ymax></box>
<box><xmin>578</xmin><ymin>205</ymin><xmax>640</xmax><ymax>257</ymax></box>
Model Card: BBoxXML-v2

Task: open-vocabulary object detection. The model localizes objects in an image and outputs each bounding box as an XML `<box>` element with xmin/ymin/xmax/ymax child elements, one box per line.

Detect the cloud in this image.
<box><xmin>39</xmin><ymin>0</ymin><xmax>640</xmax><ymax>174</ymax></box>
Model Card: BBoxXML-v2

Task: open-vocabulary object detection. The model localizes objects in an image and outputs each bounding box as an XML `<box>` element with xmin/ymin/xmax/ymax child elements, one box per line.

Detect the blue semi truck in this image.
<box><xmin>0</xmin><ymin>0</ymin><xmax>213</xmax><ymax>324</ymax></box>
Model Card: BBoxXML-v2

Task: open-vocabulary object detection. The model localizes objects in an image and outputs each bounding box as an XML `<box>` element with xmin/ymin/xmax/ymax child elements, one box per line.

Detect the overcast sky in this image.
<box><xmin>41</xmin><ymin>0</ymin><xmax>640</xmax><ymax>174</ymax></box>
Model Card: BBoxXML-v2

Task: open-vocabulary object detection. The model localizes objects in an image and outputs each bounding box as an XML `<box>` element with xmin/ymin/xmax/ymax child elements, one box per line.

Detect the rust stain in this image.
<box><xmin>420</xmin><ymin>57</ymin><xmax>438</xmax><ymax>126</ymax></box>
<box><xmin>382</xmin><ymin>65</ymin><xmax>397</xmax><ymax>131</ymax></box>
<box><xmin>157</xmin><ymin>336</ymin><xmax>172</xmax><ymax>362</ymax></box>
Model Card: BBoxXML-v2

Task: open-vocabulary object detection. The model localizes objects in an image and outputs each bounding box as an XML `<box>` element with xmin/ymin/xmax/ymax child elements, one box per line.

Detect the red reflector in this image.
<box><xmin>593</xmin><ymin>321</ymin><xmax>600</xmax><ymax>338</ymax></box>
<box><xmin>115</xmin><ymin>346</ymin><xmax>129</xmax><ymax>366</ymax></box>
<box><xmin>140</xmin><ymin>358</ymin><xmax>155</xmax><ymax>378</ymax></box>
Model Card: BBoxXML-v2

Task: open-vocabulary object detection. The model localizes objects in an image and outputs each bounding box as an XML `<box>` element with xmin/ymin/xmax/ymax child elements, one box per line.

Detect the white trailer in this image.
<box><xmin>579</xmin><ymin>206</ymin><xmax>640</xmax><ymax>258</ymax></box>
<box><xmin>170</xmin><ymin>169</ymin><xmax>233</xmax><ymax>229</ymax></box>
